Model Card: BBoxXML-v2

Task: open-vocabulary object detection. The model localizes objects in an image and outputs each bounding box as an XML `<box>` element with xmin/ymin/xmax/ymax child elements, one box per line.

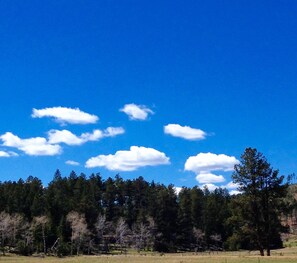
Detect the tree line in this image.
<box><xmin>0</xmin><ymin>148</ymin><xmax>296</xmax><ymax>256</ymax></box>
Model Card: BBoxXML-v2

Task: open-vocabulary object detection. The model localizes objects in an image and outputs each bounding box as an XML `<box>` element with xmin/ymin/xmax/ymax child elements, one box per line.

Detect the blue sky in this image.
<box><xmin>0</xmin><ymin>1</ymin><xmax>297</xmax><ymax>192</ymax></box>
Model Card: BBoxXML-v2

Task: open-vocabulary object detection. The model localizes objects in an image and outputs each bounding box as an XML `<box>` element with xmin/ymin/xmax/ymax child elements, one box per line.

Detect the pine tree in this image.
<box><xmin>177</xmin><ymin>187</ymin><xmax>193</xmax><ymax>250</ymax></box>
<box><xmin>232</xmin><ymin>148</ymin><xmax>288</xmax><ymax>256</ymax></box>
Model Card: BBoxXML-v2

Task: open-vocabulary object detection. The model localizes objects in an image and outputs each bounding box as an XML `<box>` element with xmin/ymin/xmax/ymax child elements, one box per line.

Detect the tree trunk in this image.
<box><xmin>267</xmin><ymin>248</ymin><xmax>271</xmax><ymax>256</ymax></box>
<box><xmin>42</xmin><ymin>225</ymin><xmax>46</xmax><ymax>255</ymax></box>
<box><xmin>1</xmin><ymin>233</ymin><xmax>5</xmax><ymax>256</ymax></box>
<box><xmin>259</xmin><ymin>248</ymin><xmax>264</xmax><ymax>256</ymax></box>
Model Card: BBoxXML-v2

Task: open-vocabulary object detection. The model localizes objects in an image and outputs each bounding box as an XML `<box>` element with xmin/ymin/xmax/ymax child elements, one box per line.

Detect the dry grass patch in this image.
<box><xmin>1</xmin><ymin>248</ymin><xmax>297</xmax><ymax>263</ymax></box>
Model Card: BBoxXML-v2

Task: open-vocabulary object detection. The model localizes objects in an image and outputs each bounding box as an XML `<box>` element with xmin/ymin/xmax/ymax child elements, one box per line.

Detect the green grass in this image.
<box><xmin>284</xmin><ymin>235</ymin><xmax>297</xmax><ymax>248</ymax></box>
<box><xmin>1</xmin><ymin>248</ymin><xmax>297</xmax><ymax>263</ymax></box>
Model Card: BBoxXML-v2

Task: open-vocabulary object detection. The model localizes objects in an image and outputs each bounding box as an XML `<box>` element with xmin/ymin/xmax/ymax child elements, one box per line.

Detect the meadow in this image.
<box><xmin>1</xmin><ymin>247</ymin><xmax>297</xmax><ymax>263</ymax></box>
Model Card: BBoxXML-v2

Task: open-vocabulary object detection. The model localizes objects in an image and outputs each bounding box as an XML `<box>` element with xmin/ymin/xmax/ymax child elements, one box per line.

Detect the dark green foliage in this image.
<box><xmin>0</xmin><ymin>154</ymin><xmax>293</xmax><ymax>256</ymax></box>
<box><xmin>232</xmin><ymin>148</ymin><xmax>288</xmax><ymax>256</ymax></box>
<box><xmin>203</xmin><ymin>188</ymin><xmax>230</xmax><ymax>246</ymax></box>
<box><xmin>16</xmin><ymin>240</ymin><xmax>33</xmax><ymax>256</ymax></box>
<box><xmin>154</xmin><ymin>185</ymin><xmax>178</xmax><ymax>252</ymax></box>
<box><xmin>190</xmin><ymin>187</ymin><xmax>204</xmax><ymax>229</ymax></box>
<box><xmin>177</xmin><ymin>188</ymin><xmax>193</xmax><ymax>250</ymax></box>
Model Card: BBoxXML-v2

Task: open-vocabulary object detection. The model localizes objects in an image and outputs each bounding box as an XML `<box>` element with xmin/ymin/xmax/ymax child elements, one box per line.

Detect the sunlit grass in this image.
<box><xmin>1</xmin><ymin>247</ymin><xmax>297</xmax><ymax>263</ymax></box>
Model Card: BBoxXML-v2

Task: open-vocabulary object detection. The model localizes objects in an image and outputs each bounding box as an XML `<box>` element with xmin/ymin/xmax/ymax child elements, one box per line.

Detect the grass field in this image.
<box><xmin>1</xmin><ymin>247</ymin><xmax>297</xmax><ymax>263</ymax></box>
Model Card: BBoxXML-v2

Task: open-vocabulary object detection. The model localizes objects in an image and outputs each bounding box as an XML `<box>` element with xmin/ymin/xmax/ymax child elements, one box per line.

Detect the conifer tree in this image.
<box><xmin>232</xmin><ymin>148</ymin><xmax>288</xmax><ymax>256</ymax></box>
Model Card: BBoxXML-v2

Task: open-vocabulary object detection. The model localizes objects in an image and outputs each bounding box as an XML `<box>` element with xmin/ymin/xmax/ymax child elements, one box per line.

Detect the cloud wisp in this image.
<box><xmin>32</xmin><ymin>107</ymin><xmax>99</xmax><ymax>125</ymax></box>
<box><xmin>48</xmin><ymin>127</ymin><xmax>124</xmax><ymax>146</ymax></box>
<box><xmin>66</xmin><ymin>160</ymin><xmax>80</xmax><ymax>166</ymax></box>
<box><xmin>164</xmin><ymin>124</ymin><xmax>207</xmax><ymax>140</ymax></box>
<box><xmin>0</xmin><ymin>132</ymin><xmax>62</xmax><ymax>156</ymax></box>
<box><xmin>85</xmin><ymin>146</ymin><xmax>170</xmax><ymax>171</ymax></box>
<box><xmin>103</xmin><ymin>127</ymin><xmax>125</xmax><ymax>137</ymax></box>
<box><xmin>120</xmin><ymin>103</ymin><xmax>154</xmax><ymax>120</ymax></box>
<box><xmin>0</xmin><ymin>150</ymin><xmax>18</xmax><ymax>157</ymax></box>
<box><xmin>185</xmin><ymin>152</ymin><xmax>239</xmax><ymax>185</ymax></box>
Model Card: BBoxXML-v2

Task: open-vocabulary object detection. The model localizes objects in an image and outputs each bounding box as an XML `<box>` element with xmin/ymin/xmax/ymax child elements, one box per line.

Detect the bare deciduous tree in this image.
<box><xmin>95</xmin><ymin>214</ymin><xmax>106</xmax><ymax>252</ymax></box>
<box><xmin>0</xmin><ymin>212</ymin><xmax>24</xmax><ymax>254</ymax></box>
<box><xmin>23</xmin><ymin>223</ymin><xmax>33</xmax><ymax>245</ymax></box>
<box><xmin>193</xmin><ymin>227</ymin><xmax>205</xmax><ymax>252</ymax></box>
<box><xmin>210</xmin><ymin>233</ymin><xmax>222</xmax><ymax>251</ymax></box>
<box><xmin>115</xmin><ymin>218</ymin><xmax>129</xmax><ymax>253</ymax></box>
<box><xmin>66</xmin><ymin>211</ymin><xmax>90</xmax><ymax>255</ymax></box>
<box><xmin>95</xmin><ymin>214</ymin><xmax>106</xmax><ymax>241</ymax></box>
<box><xmin>147</xmin><ymin>217</ymin><xmax>157</xmax><ymax>250</ymax></box>
<box><xmin>132</xmin><ymin>222</ymin><xmax>151</xmax><ymax>252</ymax></box>
<box><xmin>9</xmin><ymin>214</ymin><xmax>22</xmax><ymax>248</ymax></box>
<box><xmin>0</xmin><ymin>212</ymin><xmax>10</xmax><ymax>255</ymax></box>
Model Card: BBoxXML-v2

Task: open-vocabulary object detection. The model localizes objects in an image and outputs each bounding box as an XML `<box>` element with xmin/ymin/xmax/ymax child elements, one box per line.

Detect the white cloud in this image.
<box><xmin>48</xmin><ymin>129</ymin><xmax>103</xmax><ymax>145</ymax></box>
<box><xmin>120</xmin><ymin>103</ymin><xmax>154</xmax><ymax>120</ymax></box>
<box><xmin>224</xmin><ymin>181</ymin><xmax>240</xmax><ymax>190</ymax></box>
<box><xmin>196</xmin><ymin>172</ymin><xmax>225</xmax><ymax>184</ymax></box>
<box><xmin>200</xmin><ymin>183</ymin><xmax>219</xmax><ymax>191</ymax></box>
<box><xmin>197</xmin><ymin>180</ymin><xmax>240</xmax><ymax>194</ymax></box>
<box><xmin>48</xmin><ymin>127</ymin><xmax>124</xmax><ymax>146</ymax></box>
<box><xmin>0</xmin><ymin>132</ymin><xmax>62</xmax><ymax>156</ymax></box>
<box><xmin>66</xmin><ymin>160</ymin><xmax>80</xmax><ymax>166</ymax></box>
<box><xmin>0</xmin><ymin>151</ymin><xmax>9</xmax><ymax>157</ymax></box>
<box><xmin>103</xmin><ymin>127</ymin><xmax>125</xmax><ymax>137</ymax></box>
<box><xmin>85</xmin><ymin>146</ymin><xmax>170</xmax><ymax>171</ymax></box>
<box><xmin>32</xmin><ymin>106</ymin><xmax>99</xmax><ymax>125</ymax></box>
<box><xmin>81</xmin><ymin>129</ymin><xmax>104</xmax><ymax>141</ymax></box>
<box><xmin>198</xmin><ymin>183</ymin><xmax>240</xmax><ymax>195</ymax></box>
<box><xmin>185</xmin><ymin>152</ymin><xmax>239</xmax><ymax>174</ymax></box>
<box><xmin>0</xmin><ymin>151</ymin><xmax>18</xmax><ymax>157</ymax></box>
<box><xmin>173</xmin><ymin>187</ymin><xmax>183</xmax><ymax>195</ymax></box>
<box><xmin>48</xmin><ymin>130</ymin><xmax>87</xmax><ymax>145</ymax></box>
<box><xmin>185</xmin><ymin>152</ymin><xmax>238</xmax><ymax>190</ymax></box>
<box><xmin>164</xmin><ymin>124</ymin><xmax>207</xmax><ymax>140</ymax></box>
<box><xmin>223</xmin><ymin>181</ymin><xmax>241</xmax><ymax>195</ymax></box>
<box><xmin>229</xmin><ymin>190</ymin><xmax>241</xmax><ymax>195</ymax></box>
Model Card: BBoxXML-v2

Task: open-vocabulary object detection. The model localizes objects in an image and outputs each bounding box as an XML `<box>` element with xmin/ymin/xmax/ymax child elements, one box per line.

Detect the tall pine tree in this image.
<box><xmin>232</xmin><ymin>148</ymin><xmax>288</xmax><ymax>256</ymax></box>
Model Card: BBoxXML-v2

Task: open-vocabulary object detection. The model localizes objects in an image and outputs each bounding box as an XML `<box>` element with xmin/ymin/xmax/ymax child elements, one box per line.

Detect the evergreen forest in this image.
<box><xmin>0</xmin><ymin>148</ymin><xmax>296</xmax><ymax>257</ymax></box>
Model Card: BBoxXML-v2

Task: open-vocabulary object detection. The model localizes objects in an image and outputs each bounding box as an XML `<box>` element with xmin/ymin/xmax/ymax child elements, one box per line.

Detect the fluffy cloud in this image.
<box><xmin>48</xmin><ymin>127</ymin><xmax>124</xmax><ymax>146</ymax></box>
<box><xmin>185</xmin><ymin>152</ymin><xmax>239</xmax><ymax>185</ymax></box>
<box><xmin>164</xmin><ymin>124</ymin><xmax>207</xmax><ymax>140</ymax></box>
<box><xmin>85</xmin><ymin>146</ymin><xmax>170</xmax><ymax>171</ymax></box>
<box><xmin>32</xmin><ymin>107</ymin><xmax>99</xmax><ymax>125</ymax></box>
<box><xmin>120</xmin><ymin>104</ymin><xmax>154</xmax><ymax>120</ymax></box>
<box><xmin>195</xmin><ymin>172</ymin><xmax>225</xmax><ymax>184</ymax></box>
<box><xmin>0</xmin><ymin>151</ymin><xmax>18</xmax><ymax>157</ymax></box>
<box><xmin>0</xmin><ymin>126</ymin><xmax>124</xmax><ymax>156</ymax></box>
<box><xmin>185</xmin><ymin>152</ymin><xmax>239</xmax><ymax>174</ymax></box>
<box><xmin>48</xmin><ymin>129</ymin><xmax>103</xmax><ymax>145</ymax></box>
<box><xmin>66</xmin><ymin>160</ymin><xmax>80</xmax><ymax>166</ymax></box>
<box><xmin>0</xmin><ymin>132</ymin><xmax>61</xmax><ymax>156</ymax></box>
